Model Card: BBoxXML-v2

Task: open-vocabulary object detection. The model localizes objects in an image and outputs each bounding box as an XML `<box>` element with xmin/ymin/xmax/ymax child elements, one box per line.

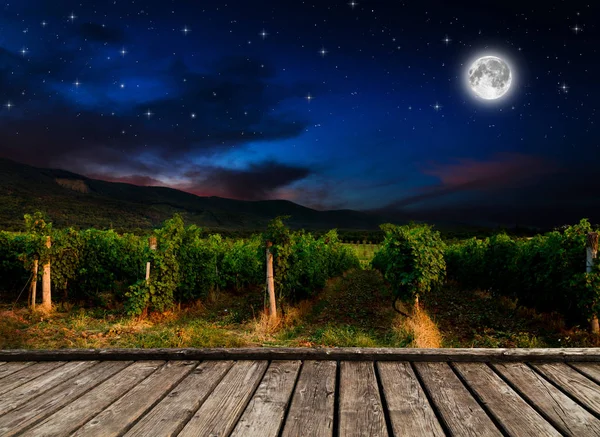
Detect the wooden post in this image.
<box><xmin>41</xmin><ymin>236</ymin><xmax>51</xmax><ymax>312</ymax></box>
<box><xmin>266</xmin><ymin>241</ymin><xmax>277</xmax><ymax>321</ymax></box>
<box><xmin>587</xmin><ymin>232</ymin><xmax>599</xmax><ymax>334</ymax></box>
<box><xmin>147</xmin><ymin>236</ymin><xmax>157</xmax><ymax>283</ymax></box>
<box><xmin>29</xmin><ymin>258</ymin><xmax>38</xmax><ymax>309</ymax></box>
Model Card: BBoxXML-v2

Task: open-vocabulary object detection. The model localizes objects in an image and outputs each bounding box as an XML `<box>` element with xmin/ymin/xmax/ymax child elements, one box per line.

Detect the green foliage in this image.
<box><xmin>445</xmin><ymin>219</ymin><xmax>598</xmax><ymax>324</ymax></box>
<box><xmin>264</xmin><ymin>218</ymin><xmax>360</xmax><ymax>302</ymax></box>
<box><xmin>372</xmin><ymin>223</ymin><xmax>446</xmax><ymax>302</ymax></box>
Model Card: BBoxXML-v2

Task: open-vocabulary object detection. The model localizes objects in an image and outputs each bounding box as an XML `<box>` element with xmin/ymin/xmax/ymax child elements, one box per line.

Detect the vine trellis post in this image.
<box><xmin>147</xmin><ymin>236</ymin><xmax>157</xmax><ymax>283</ymax></box>
<box><xmin>266</xmin><ymin>241</ymin><xmax>277</xmax><ymax>321</ymax></box>
<box><xmin>587</xmin><ymin>232</ymin><xmax>599</xmax><ymax>334</ymax></box>
<box><xmin>40</xmin><ymin>236</ymin><xmax>51</xmax><ymax>311</ymax></box>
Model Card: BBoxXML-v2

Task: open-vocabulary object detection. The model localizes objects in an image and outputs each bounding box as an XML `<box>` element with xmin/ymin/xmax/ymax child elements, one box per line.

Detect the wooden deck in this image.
<box><xmin>1</xmin><ymin>348</ymin><xmax>600</xmax><ymax>436</ymax></box>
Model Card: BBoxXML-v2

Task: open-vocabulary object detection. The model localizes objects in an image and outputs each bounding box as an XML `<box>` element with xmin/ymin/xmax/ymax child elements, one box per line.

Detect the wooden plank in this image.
<box><xmin>178</xmin><ymin>360</ymin><xmax>268</xmax><ymax>437</ymax></box>
<box><xmin>124</xmin><ymin>361</ymin><xmax>234</xmax><ymax>437</ymax></box>
<box><xmin>454</xmin><ymin>363</ymin><xmax>561</xmax><ymax>436</ymax></box>
<box><xmin>377</xmin><ymin>362</ymin><xmax>445</xmax><ymax>436</ymax></box>
<box><xmin>338</xmin><ymin>361</ymin><xmax>388</xmax><ymax>437</ymax></box>
<box><xmin>0</xmin><ymin>361</ymin><xmax>66</xmax><ymax>396</ymax></box>
<box><xmin>0</xmin><ymin>361</ymin><xmax>34</xmax><ymax>379</ymax></box>
<box><xmin>0</xmin><ymin>361</ymin><xmax>131</xmax><ymax>437</ymax></box>
<box><xmin>493</xmin><ymin>362</ymin><xmax>600</xmax><ymax>436</ymax></box>
<box><xmin>73</xmin><ymin>361</ymin><xmax>197</xmax><ymax>437</ymax></box>
<box><xmin>20</xmin><ymin>360</ymin><xmax>164</xmax><ymax>437</ymax></box>
<box><xmin>280</xmin><ymin>360</ymin><xmax>337</xmax><ymax>437</ymax></box>
<box><xmin>0</xmin><ymin>362</ymin><xmax>6</xmax><ymax>366</ymax></box>
<box><xmin>571</xmin><ymin>362</ymin><xmax>600</xmax><ymax>385</ymax></box>
<box><xmin>3</xmin><ymin>347</ymin><xmax>600</xmax><ymax>362</ymax></box>
<box><xmin>414</xmin><ymin>362</ymin><xmax>502</xmax><ymax>437</ymax></box>
<box><xmin>533</xmin><ymin>362</ymin><xmax>600</xmax><ymax>415</ymax></box>
<box><xmin>230</xmin><ymin>360</ymin><xmax>302</xmax><ymax>437</ymax></box>
<box><xmin>0</xmin><ymin>361</ymin><xmax>98</xmax><ymax>416</ymax></box>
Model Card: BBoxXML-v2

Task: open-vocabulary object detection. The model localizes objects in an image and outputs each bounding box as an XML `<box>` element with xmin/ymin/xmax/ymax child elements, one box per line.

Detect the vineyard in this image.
<box><xmin>1</xmin><ymin>213</ymin><xmax>600</xmax><ymax>349</ymax></box>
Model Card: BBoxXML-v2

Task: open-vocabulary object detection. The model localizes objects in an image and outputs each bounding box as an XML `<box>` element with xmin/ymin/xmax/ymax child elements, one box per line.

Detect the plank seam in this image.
<box><xmin>0</xmin><ymin>362</ymin><xmax>71</xmax><ymax>397</ymax></box>
<box><xmin>448</xmin><ymin>362</ymin><xmax>511</xmax><ymax>437</ymax></box>
<box><xmin>171</xmin><ymin>360</ymin><xmax>237</xmax><ymax>436</ymax></box>
<box><xmin>114</xmin><ymin>361</ymin><xmax>200</xmax><ymax>437</ymax></box>
<box><xmin>332</xmin><ymin>360</ymin><xmax>341</xmax><ymax>437</ymax></box>
<box><xmin>565</xmin><ymin>362</ymin><xmax>600</xmax><ymax>386</ymax></box>
<box><xmin>57</xmin><ymin>361</ymin><xmax>167</xmax><ymax>437</ymax></box>
<box><xmin>0</xmin><ymin>361</ymin><xmax>102</xmax><ymax>417</ymax></box>
<box><xmin>0</xmin><ymin>362</ymin><xmax>36</xmax><ymax>380</ymax></box>
<box><xmin>488</xmin><ymin>363</ymin><xmax>570</xmax><ymax>436</ymax></box>
<box><xmin>276</xmin><ymin>360</ymin><xmax>304</xmax><ymax>437</ymax></box>
<box><xmin>526</xmin><ymin>362</ymin><xmax>600</xmax><ymax>421</ymax></box>
<box><xmin>410</xmin><ymin>362</ymin><xmax>453</xmax><ymax>437</ymax></box>
<box><xmin>227</xmin><ymin>360</ymin><xmax>271</xmax><ymax>436</ymax></box>
<box><xmin>8</xmin><ymin>361</ymin><xmax>137</xmax><ymax>435</ymax></box>
<box><xmin>372</xmin><ymin>361</ymin><xmax>396</xmax><ymax>437</ymax></box>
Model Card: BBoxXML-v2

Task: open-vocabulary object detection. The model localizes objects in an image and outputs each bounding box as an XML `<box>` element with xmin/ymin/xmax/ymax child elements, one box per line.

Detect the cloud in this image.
<box><xmin>86</xmin><ymin>160</ymin><xmax>314</xmax><ymax>201</ymax></box>
<box><xmin>182</xmin><ymin>161</ymin><xmax>313</xmax><ymax>200</ymax></box>
<box><xmin>0</xmin><ymin>54</ymin><xmax>310</xmax><ymax>175</ymax></box>
<box><xmin>387</xmin><ymin>153</ymin><xmax>561</xmax><ymax>209</ymax></box>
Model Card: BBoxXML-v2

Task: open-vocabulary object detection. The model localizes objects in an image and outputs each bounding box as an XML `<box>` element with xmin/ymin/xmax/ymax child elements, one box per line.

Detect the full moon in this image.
<box><xmin>468</xmin><ymin>56</ymin><xmax>512</xmax><ymax>100</ymax></box>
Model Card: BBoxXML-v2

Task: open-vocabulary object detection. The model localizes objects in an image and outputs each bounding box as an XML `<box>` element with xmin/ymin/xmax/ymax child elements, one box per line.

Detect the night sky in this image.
<box><xmin>1</xmin><ymin>1</ymin><xmax>598</xmax><ymax>227</ymax></box>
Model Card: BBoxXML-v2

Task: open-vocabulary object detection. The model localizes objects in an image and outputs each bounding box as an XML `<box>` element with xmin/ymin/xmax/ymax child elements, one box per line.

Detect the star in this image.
<box><xmin>319</xmin><ymin>47</ymin><xmax>328</xmax><ymax>57</ymax></box>
<box><xmin>41</xmin><ymin>20</ymin><xmax>47</xmax><ymax>27</ymax></box>
<box><xmin>181</xmin><ymin>25</ymin><xmax>191</xmax><ymax>35</ymax></box>
<box><xmin>145</xmin><ymin>109</ymin><xmax>153</xmax><ymax>119</ymax></box>
<box><xmin>120</xmin><ymin>47</ymin><xmax>127</xmax><ymax>57</ymax></box>
<box><xmin>571</xmin><ymin>24</ymin><xmax>582</xmax><ymax>34</ymax></box>
<box><xmin>73</xmin><ymin>79</ymin><xmax>81</xmax><ymax>88</ymax></box>
<box><xmin>348</xmin><ymin>1</ymin><xmax>358</xmax><ymax>9</ymax></box>
<box><xmin>20</xmin><ymin>47</ymin><xmax>28</xmax><ymax>56</ymax></box>
<box><xmin>191</xmin><ymin>113</ymin><xmax>197</xmax><ymax>119</ymax></box>
<box><xmin>560</xmin><ymin>83</ymin><xmax>569</xmax><ymax>93</ymax></box>
<box><xmin>69</xmin><ymin>12</ymin><xmax>76</xmax><ymax>22</ymax></box>
<box><xmin>306</xmin><ymin>93</ymin><xmax>314</xmax><ymax>102</ymax></box>
<box><xmin>5</xmin><ymin>101</ymin><xmax>13</xmax><ymax>110</ymax></box>
<box><xmin>260</xmin><ymin>29</ymin><xmax>268</xmax><ymax>39</ymax></box>
<box><xmin>432</xmin><ymin>102</ymin><xmax>442</xmax><ymax>111</ymax></box>
<box><xmin>120</xmin><ymin>83</ymin><xmax>125</xmax><ymax>89</ymax></box>
<box><xmin>442</xmin><ymin>35</ymin><xmax>451</xmax><ymax>45</ymax></box>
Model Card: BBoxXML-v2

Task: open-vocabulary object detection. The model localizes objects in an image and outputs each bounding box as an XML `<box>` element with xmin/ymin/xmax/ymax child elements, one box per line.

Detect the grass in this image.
<box><xmin>1</xmin><ymin>270</ymin><xmax>598</xmax><ymax>350</ymax></box>
<box><xmin>342</xmin><ymin>243</ymin><xmax>380</xmax><ymax>268</ymax></box>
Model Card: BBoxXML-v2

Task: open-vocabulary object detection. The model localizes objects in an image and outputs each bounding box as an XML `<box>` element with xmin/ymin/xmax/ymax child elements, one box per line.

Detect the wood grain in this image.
<box><xmin>0</xmin><ymin>361</ymin><xmax>34</xmax><ymax>379</ymax></box>
<box><xmin>73</xmin><ymin>361</ymin><xmax>196</xmax><ymax>437</ymax></box>
<box><xmin>230</xmin><ymin>360</ymin><xmax>301</xmax><ymax>437</ymax></box>
<box><xmin>571</xmin><ymin>362</ymin><xmax>600</xmax><ymax>385</ymax></box>
<box><xmin>281</xmin><ymin>360</ymin><xmax>337</xmax><ymax>437</ymax></box>
<box><xmin>0</xmin><ymin>361</ymin><xmax>66</xmax><ymax>396</ymax></box>
<box><xmin>338</xmin><ymin>361</ymin><xmax>388</xmax><ymax>437</ymax></box>
<box><xmin>454</xmin><ymin>362</ymin><xmax>560</xmax><ymax>436</ymax></box>
<box><xmin>124</xmin><ymin>360</ymin><xmax>234</xmax><ymax>437</ymax></box>
<box><xmin>3</xmin><ymin>347</ymin><xmax>600</xmax><ymax>362</ymax></box>
<box><xmin>493</xmin><ymin>362</ymin><xmax>600</xmax><ymax>436</ymax></box>
<box><xmin>178</xmin><ymin>360</ymin><xmax>268</xmax><ymax>437</ymax></box>
<box><xmin>0</xmin><ymin>361</ymin><xmax>98</xmax><ymax>416</ymax></box>
<box><xmin>0</xmin><ymin>361</ymin><xmax>131</xmax><ymax>437</ymax></box>
<box><xmin>414</xmin><ymin>362</ymin><xmax>502</xmax><ymax>437</ymax></box>
<box><xmin>377</xmin><ymin>362</ymin><xmax>444</xmax><ymax>437</ymax></box>
<box><xmin>19</xmin><ymin>361</ymin><xmax>163</xmax><ymax>437</ymax></box>
<box><xmin>533</xmin><ymin>362</ymin><xmax>600</xmax><ymax>415</ymax></box>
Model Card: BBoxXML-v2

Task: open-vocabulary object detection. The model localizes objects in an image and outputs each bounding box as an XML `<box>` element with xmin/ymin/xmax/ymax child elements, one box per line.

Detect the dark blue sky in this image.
<box><xmin>1</xmin><ymin>0</ymin><xmax>598</xmax><ymax>226</ymax></box>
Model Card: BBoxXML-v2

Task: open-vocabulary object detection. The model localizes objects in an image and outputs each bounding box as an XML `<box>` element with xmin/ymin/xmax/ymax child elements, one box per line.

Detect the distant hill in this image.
<box><xmin>0</xmin><ymin>158</ymin><xmax>402</xmax><ymax>233</ymax></box>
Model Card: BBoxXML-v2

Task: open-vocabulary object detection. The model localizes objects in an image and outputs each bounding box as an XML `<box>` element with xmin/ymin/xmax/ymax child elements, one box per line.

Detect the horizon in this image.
<box><xmin>1</xmin><ymin>1</ymin><xmax>599</xmax><ymax>227</ymax></box>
